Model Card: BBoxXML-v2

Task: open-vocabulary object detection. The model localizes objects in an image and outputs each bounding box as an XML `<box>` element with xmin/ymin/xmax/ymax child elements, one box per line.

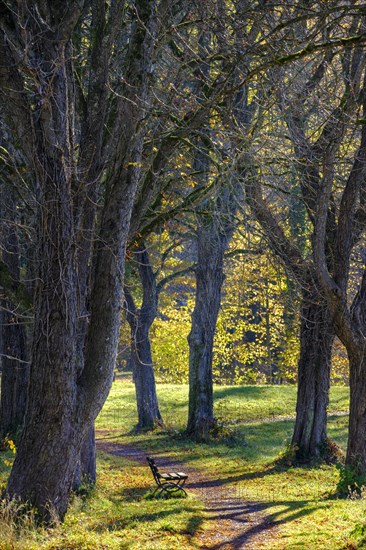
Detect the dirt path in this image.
<box><xmin>96</xmin><ymin>438</ymin><xmax>279</xmax><ymax>549</ymax></box>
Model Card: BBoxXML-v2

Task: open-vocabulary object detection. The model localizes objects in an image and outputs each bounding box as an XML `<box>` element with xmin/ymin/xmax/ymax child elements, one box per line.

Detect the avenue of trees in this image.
<box><xmin>1</xmin><ymin>0</ymin><xmax>366</xmax><ymax>522</ymax></box>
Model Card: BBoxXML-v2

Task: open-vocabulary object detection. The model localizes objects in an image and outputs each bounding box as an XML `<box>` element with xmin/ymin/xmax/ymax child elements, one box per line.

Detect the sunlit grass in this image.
<box><xmin>1</xmin><ymin>379</ymin><xmax>363</xmax><ymax>549</ymax></box>
<box><xmin>95</xmin><ymin>379</ymin><xmax>365</xmax><ymax>549</ymax></box>
<box><xmin>0</xmin><ymin>451</ymin><xmax>204</xmax><ymax>549</ymax></box>
<box><xmin>96</xmin><ymin>378</ymin><xmax>350</xmax><ymax>433</ymax></box>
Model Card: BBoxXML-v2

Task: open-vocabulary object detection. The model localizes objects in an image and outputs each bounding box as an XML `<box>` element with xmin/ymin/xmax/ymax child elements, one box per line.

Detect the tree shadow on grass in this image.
<box><xmin>92</xmin><ymin>504</ymin><xmax>204</xmax><ymax>537</ymax></box>
<box><xmin>200</xmin><ymin>498</ymin><xmax>321</xmax><ymax>549</ymax></box>
<box><xmin>123</xmin><ymin>418</ymin><xmax>295</xmax><ymax>462</ymax></box>
<box><xmin>187</xmin><ymin>464</ymin><xmax>286</xmax><ymax>492</ymax></box>
<box><xmin>95</xmin><ymin>439</ymin><xmax>337</xmax><ymax>548</ymax></box>
<box><xmin>213</xmin><ymin>386</ymin><xmax>272</xmax><ymax>400</ymax></box>
<box><xmin>113</xmin><ymin>486</ymin><xmax>148</xmax><ymax>502</ymax></box>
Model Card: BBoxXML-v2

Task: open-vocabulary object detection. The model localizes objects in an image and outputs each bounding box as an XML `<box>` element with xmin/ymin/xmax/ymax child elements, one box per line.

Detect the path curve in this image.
<box><xmin>96</xmin><ymin>438</ymin><xmax>279</xmax><ymax>549</ymax></box>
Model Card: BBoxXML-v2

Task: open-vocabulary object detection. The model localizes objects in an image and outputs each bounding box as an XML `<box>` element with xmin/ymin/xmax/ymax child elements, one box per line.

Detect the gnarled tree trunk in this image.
<box><xmin>3</xmin><ymin>0</ymin><xmax>161</xmax><ymax>521</ymax></box>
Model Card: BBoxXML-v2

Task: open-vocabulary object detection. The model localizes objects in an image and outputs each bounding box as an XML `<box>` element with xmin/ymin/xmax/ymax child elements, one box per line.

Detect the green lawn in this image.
<box><xmin>97</xmin><ymin>380</ymin><xmax>350</xmax><ymax>433</ymax></box>
<box><xmin>2</xmin><ymin>380</ymin><xmax>366</xmax><ymax>549</ymax></box>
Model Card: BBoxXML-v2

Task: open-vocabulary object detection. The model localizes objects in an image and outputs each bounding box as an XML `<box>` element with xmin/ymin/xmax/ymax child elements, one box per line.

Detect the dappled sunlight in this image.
<box><xmin>1</xmin><ymin>0</ymin><xmax>365</xmax><ymax>548</ymax></box>
<box><xmin>91</xmin><ymin>380</ymin><xmax>364</xmax><ymax>548</ymax></box>
<box><xmin>196</xmin><ymin>499</ymin><xmax>320</xmax><ymax>549</ymax></box>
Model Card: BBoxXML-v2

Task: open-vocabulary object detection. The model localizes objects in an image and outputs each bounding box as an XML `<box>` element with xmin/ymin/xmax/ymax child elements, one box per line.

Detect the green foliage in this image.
<box><xmin>147</xmin><ymin>242</ymin><xmax>302</xmax><ymax>385</ymax></box>
<box><xmin>121</xmin><ymin>229</ymin><xmax>350</xmax><ymax>388</ymax></box>
<box><xmin>213</xmin><ymin>246</ymin><xmax>299</xmax><ymax>384</ymax></box>
<box><xmin>0</xmin><ymin>436</ymin><xmax>16</xmax><ymax>474</ymax></box>
<box><xmin>337</xmin><ymin>462</ymin><xmax>366</xmax><ymax>498</ymax></box>
<box><xmin>350</xmin><ymin>522</ymin><xmax>366</xmax><ymax>549</ymax></box>
<box><xmin>151</xmin><ymin>299</ymin><xmax>192</xmax><ymax>383</ymax></box>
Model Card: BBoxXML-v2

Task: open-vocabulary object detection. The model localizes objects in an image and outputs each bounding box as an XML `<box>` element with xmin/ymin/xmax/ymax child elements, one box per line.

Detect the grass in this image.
<box><xmin>0</xmin><ymin>451</ymin><xmax>204</xmax><ymax>549</ymax></box>
<box><xmin>97</xmin><ymin>380</ymin><xmax>350</xmax><ymax>432</ymax></box>
<box><xmin>1</xmin><ymin>379</ymin><xmax>366</xmax><ymax>549</ymax></box>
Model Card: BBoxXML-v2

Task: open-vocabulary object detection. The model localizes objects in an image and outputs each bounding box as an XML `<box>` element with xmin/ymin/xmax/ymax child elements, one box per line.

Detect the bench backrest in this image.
<box><xmin>146</xmin><ymin>456</ymin><xmax>160</xmax><ymax>483</ymax></box>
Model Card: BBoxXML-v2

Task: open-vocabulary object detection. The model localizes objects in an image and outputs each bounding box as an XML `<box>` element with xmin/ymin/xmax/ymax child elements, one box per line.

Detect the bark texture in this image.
<box><xmin>291</xmin><ymin>282</ymin><xmax>334</xmax><ymax>459</ymax></box>
<box><xmin>0</xmin><ymin>185</ymin><xmax>29</xmax><ymax>439</ymax></box>
<box><xmin>124</xmin><ymin>247</ymin><xmax>163</xmax><ymax>430</ymax></box>
<box><xmin>1</xmin><ymin>0</ymin><xmax>161</xmax><ymax>520</ymax></box>
<box><xmin>344</xmin><ymin>266</ymin><xmax>366</xmax><ymax>470</ymax></box>
<box><xmin>73</xmin><ymin>426</ymin><xmax>96</xmax><ymax>487</ymax></box>
<box><xmin>187</xmin><ymin>188</ymin><xmax>236</xmax><ymax>440</ymax></box>
<box><xmin>348</xmin><ymin>352</ymin><xmax>366</xmax><ymax>470</ymax></box>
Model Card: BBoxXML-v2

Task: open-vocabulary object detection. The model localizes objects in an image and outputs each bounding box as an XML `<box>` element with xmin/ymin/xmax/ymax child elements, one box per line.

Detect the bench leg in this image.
<box><xmin>153</xmin><ymin>482</ymin><xmax>187</xmax><ymax>498</ymax></box>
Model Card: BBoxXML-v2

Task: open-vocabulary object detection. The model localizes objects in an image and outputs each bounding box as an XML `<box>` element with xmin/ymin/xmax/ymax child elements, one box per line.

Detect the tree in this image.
<box><xmin>185</xmin><ymin>1</ymin><xmax>252</xmax><ymax>440</ymax></box>
<box><xmin>312</xmin><ymin>81</ymin><xmax>366</xmax><ymax>475</ymax></box>
<box><xmin>0</xmin><ymin>0</ymin><xmax>165</xmax><ymax>521</ymax></box>
<box><xmin>124</xmin><ymin>246</ymin><xmax>164</xmax><ymax>431</ymax></box>
<box><xmin>187</xmin><ymin>184</ymin><xmax>238</xmax><ymax>440</ymax></box>
<box><xmin>236</xmin><ymin>3</ymin><xmax>366</xmax><ymax>460</ymax></box>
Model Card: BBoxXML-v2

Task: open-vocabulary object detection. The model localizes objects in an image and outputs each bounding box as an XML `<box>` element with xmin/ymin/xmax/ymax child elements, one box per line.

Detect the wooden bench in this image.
<box><xmin>146</xmin><ymin>456</ymin><xmax>188</xmax><ymax>497</ymax></box>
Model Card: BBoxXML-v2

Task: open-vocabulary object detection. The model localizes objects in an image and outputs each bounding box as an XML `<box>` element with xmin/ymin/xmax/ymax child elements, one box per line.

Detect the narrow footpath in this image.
<box><xmin>96</xmin><ymin>438</ymin><xmax>279</xmax><ymax>549</ymax></box>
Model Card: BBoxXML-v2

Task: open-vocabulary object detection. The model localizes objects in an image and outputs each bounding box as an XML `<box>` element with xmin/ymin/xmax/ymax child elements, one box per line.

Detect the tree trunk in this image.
<box><xmin>243</xmin><ymin>157</ymin><xmax>337</xmax><ymax>462</ymax></box>
<box><xmin>6</xmin><ymin>161</ymin><xmax>79</xmax><ymax>521</ymax></box>
<box><xmin>72</xmin><ymin>187</ymin><xmax>98</xmax><ymax>490</ymax></box>
<box><xmin>80</xmin><ymin>426</ymin><xmax>96</xmax><ymax>484</ymax></box>
<box><xmin>0</xmin><ymin>307</ymin><xmax>28</xmax><ymax>440</ymax></box>
<box><xmin>346</xmin><ymin>350</ymin><xmax>366</xmax><ymax>470</ymax></box>
<box><xmin>187</xmin><ymin>207</ymin><xmax>233</xmax><ymax>440</ymax></box>
<box><xmin>132</xmin><ymin>325</ymin><xmax>163</xmax><ymax>430</ymax></box>
<box><xmin>186</xmin><ymin>23</ymin><xmax>236</xmax><ymax>439</ymax></box>
<box><xmin>73</xmin><ymin>426</ymin><xmax>96</xmax><ymax>488</ymax></box>
<box><xmin>0</xmin><ymin>185</ymin><xmax>29</xmax><ymax>439</ymax></box>
<box><xmin>124</xmin><ymin>246</ymin><xmax>163</xmax><ymax>430</ymax></box>
<box><xmin>291</xmin><ymin>281</ymin><xmax>334</xmax><ymax>460</ymax></box>
<box><xmin>344</xmin><ymin>264</ymin><xmax>366</xmax><ymax>472</ymax></box>
<box><xmin>3</xmin><ymin>0</ymin><xmax>161</xmax><ymax>521</ymax></box>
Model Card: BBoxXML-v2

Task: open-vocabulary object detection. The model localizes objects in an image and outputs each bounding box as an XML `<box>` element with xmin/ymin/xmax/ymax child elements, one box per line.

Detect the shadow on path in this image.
<box><xmin>96</xmin><ymin>435</ymin><xmax>320</xmax><ymax>549</ymax></box>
